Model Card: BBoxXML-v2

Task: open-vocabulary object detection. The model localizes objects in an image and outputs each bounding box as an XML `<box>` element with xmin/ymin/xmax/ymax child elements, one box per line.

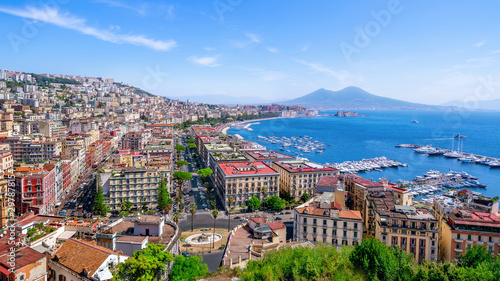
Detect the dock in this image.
<box><xmin>396</xmin><ymin>144</ymin><xmax>500</xmax><ymax>168</ymax></box>
<box><xmin>325</xmin><ymin>156</ymin><xmax>407</xmax><ymax>173</ymax></box>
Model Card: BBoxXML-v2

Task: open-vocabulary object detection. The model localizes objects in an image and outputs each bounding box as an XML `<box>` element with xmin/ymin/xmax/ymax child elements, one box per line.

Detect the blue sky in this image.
<box><xmin>1</xmin><ymin>0</ymin><xmax>500</xmax><ymax>105</ymax></box>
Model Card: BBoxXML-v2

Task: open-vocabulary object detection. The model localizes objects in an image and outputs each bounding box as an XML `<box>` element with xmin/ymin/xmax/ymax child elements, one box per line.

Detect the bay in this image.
<box><xmin>228</xmin><ymin>110</ymin><xmax>500</xmax><ymax>197</ymax></box>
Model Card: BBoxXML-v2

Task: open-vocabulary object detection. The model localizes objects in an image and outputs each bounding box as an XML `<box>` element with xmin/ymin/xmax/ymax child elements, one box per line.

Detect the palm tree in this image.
<box><xmin>261</xmin><ymin>186</ymin><xmax>267</xmax><ymax>200</ymax></box>
<box><xmin>189</xmin><ymin>203</ymin><xmax>197</xmax><ymax>231</ymax></box>
<box><xmin>211</xmin><ymin>209</ymin><xmax>219</xmax><ymax>251</ymax></box>
<box><xmin>172</xmin><ymin>211</ymin><xmax>180</xmax><ymax>224</ymax></box>
<box><xmin>227</xmin><ymin>196</ymin><xmax>234</xmax><ymax>231</ymax></box>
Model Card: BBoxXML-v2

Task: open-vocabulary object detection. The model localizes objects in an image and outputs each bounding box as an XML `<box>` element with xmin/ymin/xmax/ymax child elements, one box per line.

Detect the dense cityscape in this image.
<box><xmin>0</xmin><ymin>69</ymin><xmax>497</xmax><ymax>281</ymax></box>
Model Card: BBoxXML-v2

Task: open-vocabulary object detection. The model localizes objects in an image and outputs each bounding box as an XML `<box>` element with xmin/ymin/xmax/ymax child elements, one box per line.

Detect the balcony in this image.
<box><xmin>455</xmin><ymin>247</ymin><xmax>463</xmax><ymax>252</ymax></box>
<box><xmin>455</xmin><ymin>238</ymin><xmax>463</xmax><ymax>243</ymax></box>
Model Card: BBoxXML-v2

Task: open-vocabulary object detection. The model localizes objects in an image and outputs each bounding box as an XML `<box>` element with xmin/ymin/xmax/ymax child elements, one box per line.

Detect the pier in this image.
<box><xmin>325</xmin><ymin>156</ymin><xmax>407</xmax><ymax>173</ymax></box>
<box><xmin>396</xmin><ymin>144</ymin><xmax>500</xmax><ymax>168</ymax></box>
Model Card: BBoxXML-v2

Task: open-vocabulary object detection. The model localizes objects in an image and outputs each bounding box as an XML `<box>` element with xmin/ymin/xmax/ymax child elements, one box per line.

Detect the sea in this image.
<box><xmin>228</xmin><ymin>110</ymin><xmax>500</xmax><ymax>198</ymax></box>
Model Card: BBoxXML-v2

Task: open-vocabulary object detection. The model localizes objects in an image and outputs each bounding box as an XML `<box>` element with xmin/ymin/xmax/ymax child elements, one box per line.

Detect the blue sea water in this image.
<box><xmin>228</xmin><ymin>110</ymin><xmax>500</xmax><ymax>197</ymax></box>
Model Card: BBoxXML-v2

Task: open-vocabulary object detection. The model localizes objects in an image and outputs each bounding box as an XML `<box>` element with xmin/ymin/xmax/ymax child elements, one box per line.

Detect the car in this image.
<box><xmin>285</xmin><ymin>211</ymin><xmax>291</xmax><ymax>214</ymax></box>
<box><xmin>275</xmin><ymin>217</ymin><xmax>282</xmax><ymax>220</ymax></box>
<box><xmin>234</xmin><ymin>216</ymin><xmax>241</xmax><ymax>219</ymax></box>
<box><xmin>181</xmin><ymin>252</ymin><xmax>190</xmax><ymax>257</ymax></box>
<box><xmin>240</xmin><ymin>218</ymin><xmax>248</xmax><ymax>222</ymax></box>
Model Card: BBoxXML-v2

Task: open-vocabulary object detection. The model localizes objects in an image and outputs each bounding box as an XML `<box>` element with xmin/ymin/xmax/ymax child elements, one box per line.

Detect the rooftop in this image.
<box><xmin>218</xmin><ymin>161</ymin><xmax>279</xmax><ymax>177</ymax></box>
<box><xmin>273</xmin><ymin>160</ymin><xmax>336</xmax><ymax>173</ymax></box>
<box><xmin>245</xmin><ymin>150</ymin><xmax>295</xmax><ymax>161</ymax></box>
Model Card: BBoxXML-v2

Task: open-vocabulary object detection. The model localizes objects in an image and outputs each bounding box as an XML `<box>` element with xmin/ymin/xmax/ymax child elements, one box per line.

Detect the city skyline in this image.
<box><xmin>1</xmin><ymin>1</ymin><xmax>500</xmax><ymax>105</ymax></box>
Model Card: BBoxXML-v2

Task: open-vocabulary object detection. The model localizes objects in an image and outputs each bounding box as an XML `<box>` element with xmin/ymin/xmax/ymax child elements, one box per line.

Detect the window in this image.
<box><xmin>332</xmin><ymin>229</ymin><xmax>337</xmax><ymax>236</ymax></box>
<box><xmin>354</xmin><ymin>223</ymin><xmax>358</xmax><ymax>229</ymax></box>
<box><xmin>354</xmin><ymin>231</ymin><xmax>358</xmax><ymax>238</ymax></box>
<box><xmin>343</xmin><ymin>230</ymin><xmax>347</xmax><ymax>238</ymax></box>
<box><xmin>303</xmin><ymin>226</ymin><xmax>307</xmax><ymax>233</ymax></box>
<box><xmin>392</xmin><ymin>236</ymin><xmax>398</xmax><ymax>245</ymax></box>
<box><xmin>313</xmin><ymin>219</ymin><xmax>317</xmax><ymax>225</ymax></box>
<box><xmin>303</xmin><ymin>217</ymin><xmax>307</xmax><ymax>224</ymax></box>
<box><xmin>343</xmin><ymin>222</ymin><xmax>347</xmax><ymax>228</ymax></box>
<box><xmin>488</xmin><ymin>246</ymin><xmax>493</xmax><ymax>253</ymax></box>
<box><xmin>478</xmin><ymin>236</ymin><xmax>482</xmax><ymax>242</ymax></box>
<box><xmin>457</xmin><ymin>233</ymin><xmax>461</xmax><ymax>240</ymax></box>
<box><xmin>323</xmin><ymin>219</ymin><xmax>327</xmax><ymax>226</ymax></box>
<box><xmin>323</xmin><ymin>228</ymin><xmax>327</xmax><ymax>235</ymax></box>
<box><xmin>313</xmin><ymin>227</ymin><xmax>316</xmax><ymax>234</ymax></box>
<box><xmin>467</xmin><ymin>234</ymin><xmax>472</xmax><ymax>241</ymax></box>
<box><xmin>456</xmin><ymin>253</ymin><xmax>460</xmax><ymax>259</ymax></box>
<box><xmin>489</xmin><ymin>236</ymin><xmax>493</xmax><ymax>243</ymax></box>
<box><xmin>332</xmin><ymin>239</ymin><xmax>338</xmax><ymax>245</ymax></box>
<box><xmin>333</xmin><ymin>221</ymin><xmax>337</xmax><ymax>227</ymax></box>
<box><xmin>342</xmin><ymin>240</ymin><xmax>348</xmax><ymax>245</ymax></box>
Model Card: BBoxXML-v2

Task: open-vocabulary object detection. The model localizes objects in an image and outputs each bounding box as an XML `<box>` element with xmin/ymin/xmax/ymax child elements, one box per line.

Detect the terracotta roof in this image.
<box><xmin>218</xmin><ymin>161</ymin><xmax>278</xmax><ymax>176</ymax></box>
<box><xmin>249</xmin><ymin>217</ymin><xmax>266</xmax><ymax>224</ymax></box>
<box><xmin>317</xmin><ymin>175</ymin><xmax>341</xmax><ymax>187</ymax></box>
<box><xmin>267</xmin><ymin>222</ymin><xmax>286</xmax><ymax>230</ymax></box>
<box><xmin>339</xmin><ymin>210</ymin><xmax>362</xmax><ymax>220</ymax></box>
<box><xmin>53</xmin><ymin>239</ymin><xmax>124</xmax><ymax>277</ymax></box>
<box><xmin>0</xmin><ymin>247</ymin><xmax>45</xmax><ymax>271</ymax></box>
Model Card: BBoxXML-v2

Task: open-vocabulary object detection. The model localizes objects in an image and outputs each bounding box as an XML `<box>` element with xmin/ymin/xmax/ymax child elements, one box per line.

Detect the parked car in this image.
<box><xmin>181</xmin><ymin>252</ymin><xmax>190</xmax><ymax>257</ymax></box>
<box><xmin>234</xmin><ymin>216</ymin><xmax>241</xmax><ymax>219</ymax></box>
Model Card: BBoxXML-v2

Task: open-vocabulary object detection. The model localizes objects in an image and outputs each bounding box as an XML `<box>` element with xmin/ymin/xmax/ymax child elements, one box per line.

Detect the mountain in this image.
<box><xmin>280</xmin><ymin>87</ymin><xmax>441</xmax><ymax>110</ymax></box>
<box><xmin>168</xmin><ymin>94</ymin><xmax>282</xmax><ymax>105</ymax></box>
<box><xmin>441</xmin><ymin>99</ymin><xmax>500</xmax><ymax>111</ymax></box>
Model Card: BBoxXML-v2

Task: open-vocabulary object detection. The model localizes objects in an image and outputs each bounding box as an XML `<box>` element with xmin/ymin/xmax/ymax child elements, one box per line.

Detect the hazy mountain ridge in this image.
<box><xmin>280</xmin><ymin>87</ymin><xmax>443</xmax><ymax>110</ymax></box>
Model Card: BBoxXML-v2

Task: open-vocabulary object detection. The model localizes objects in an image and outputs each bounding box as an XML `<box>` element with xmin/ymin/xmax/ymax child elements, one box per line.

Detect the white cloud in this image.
<box><xmin>94</xmin><ymin>0</ymin><xmax>146</xmax><ymax>15</ymax></box>
<box><xmin>246</xmin><ymin>33</ymin><xmax>261</xmax><ymax>43</ymax></box>
<box><xmin>293</xmin><ymin>58</ymin><xmax>351</xmax><ymax>85</ymax></box>
<box><xmin>489</xmin><ymin>50</ymin><xmax>500</xmax><ymax>55</ymax></box>
<box><xmin>266</xmin><ymin>47</ymin><xmax>278</xmax><ymax>53</ymax></box>
<box><xmin>473</xmin><ymin>40</ymin><xmax>486</xmax><ymax>48</ymax></box>
<box><xmin>300</xmin><ymin>43</ymin><xmax>310</xmax><ymax>52</ymax></box>
<box><xmin>187</xmin><ymin>55</ymin><xmax>220</xmax><ymax>67</ymax></box>
<box><xmin>204</xmin><ymin>47</ymin><xmax>216</xmax><ymax>51</ymax></box>
<box><xmin>0</xmin><ymin>5</ymin><xmax>176</xmax><ymax>51</ymax></box>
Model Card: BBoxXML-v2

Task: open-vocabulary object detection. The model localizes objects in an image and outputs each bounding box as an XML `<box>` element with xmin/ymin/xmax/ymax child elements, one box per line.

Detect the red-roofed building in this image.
<box><xmin>215</xmin><ymin>161</ymin><xmax>279</xmax><ymax>210</ymax></box>
<box><xmin>440</xmin><ymin>208</ymin><xmax>500</xmax><ymax>261</ymax></box>
<box><xmin>271</xmin><ymin>160</ymin><xmax>339</xmax><ymax>201</ymax></box>
<box><xmin>294</xmin><ymin>192</ymin><xmax>363</xmax><ymax>246</ymax></box>
<box><xmin>0</xmin><ymin>242</ymin><xmax>47</xmax><ymax>281</ymax></box>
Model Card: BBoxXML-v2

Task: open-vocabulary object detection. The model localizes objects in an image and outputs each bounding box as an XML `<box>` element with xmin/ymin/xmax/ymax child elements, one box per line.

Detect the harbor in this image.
<box><xmin>396</xmin><ymin>143</ymin><xmax>500</xmax><ymax>168</ymax></box>
<box><xmin>255</xmin><ymin>135</ymin><xmax>328</xmax><ymax>155</ymax></box>
<box><xmin>325</xmin><ymin>156</ymin><xmax>407</xmax><ymax>173</ymax></box>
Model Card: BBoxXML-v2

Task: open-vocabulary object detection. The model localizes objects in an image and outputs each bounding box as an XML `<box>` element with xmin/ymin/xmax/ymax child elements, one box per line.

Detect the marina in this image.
<box><xmin>325</xmin><ymin>156</ymin><xmax>407</xmax><ymax>173</ymax></box>
<box><xmin>396</xmin><ymin>143</ymin><xmax>500</xmax><ymax>168</ymax></box>
<box><xmin>255</xmin><ymin>135</ymin><xmax>327</xmax><ymax>155</ymax></box>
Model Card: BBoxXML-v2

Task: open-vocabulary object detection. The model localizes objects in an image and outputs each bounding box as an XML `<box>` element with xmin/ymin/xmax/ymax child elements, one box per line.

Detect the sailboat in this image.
<box><xmin>411</xmin><ymin>114</ymin><xmax>418</xmax><ymax>123</ymax></box>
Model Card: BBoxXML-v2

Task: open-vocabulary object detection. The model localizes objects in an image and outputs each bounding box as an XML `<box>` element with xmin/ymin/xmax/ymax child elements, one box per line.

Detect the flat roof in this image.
<box><xmin>218</xmin><ymin>161</ymin><xmax>279</xmax><ymax>177</ymax></box>
<box><xmin>245</xmin><ymin>150</ymin><xmax>295</xmax><ymax>161</ymax></box>
<box><xmin>273</xmin><ymin>160</ymin><xmax>336</xmax><ymax>173</ymax></box>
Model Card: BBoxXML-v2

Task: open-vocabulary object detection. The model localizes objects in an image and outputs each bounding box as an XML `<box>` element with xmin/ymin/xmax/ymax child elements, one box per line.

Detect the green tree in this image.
<box><xmin>120</xmin><ymin>201</ymin><xmax>132</xmax><ymax>212</ymax></box>
<box><xmin>227</xmin><ymin>196</ymin><xmax>234</xmax><ymax>231</ymax></box>
<box><xmin>188</xmin><ymin>143</ymin><xmax>196</xmax><ymax>149</ymax></box>
<box><xmin>211</xmin><ymin>209</ymin><xmax>219</xmax><ymax>250</ymax></box>
<box><xmin>186</xmin><ymin>138</ymin><xmax>195</xmax><ymax>143</ymax></box>
<box><xmin>157</xmin><ymin>180</ymin><xmax>172</xmax><ymax>214</ymax></box>
<box><xmin>197</xmin><ymin>168</ymin><xmax>213</xmax><ymax>178</ymax></box>
<box><xmin>457</xmin><ymin>244</ymin><xmax>493</xmax><ymax>268</ymax></box>
<box><xmin>169</xmin><ymin>255</ymin><xmax>208</xmax><ymax>281</ymax></box>
<box><xmin>173</xmin><ymin>171</ymin><xmax>192</xmax><ymax>190</ymax></box>
<box><xmin>247</xmin><ymin>195</ymin><xmax>261</xmax><ymax>212</ymax></box>
<box><xmin>301</xmin><ymin>192</ymin><xmax>310</xmax><ymax>202</ymax></box>
<box><xmin>189</xmin><ymin>203</ymin><xmax>197</xmax><ymax>231</ymax></box>
<box><xmin>260</xmin><ymin>186</ymin><xmax>267</xmax><ymax>200</ymax></box>
<box><xmin>93</xmin><ymin>174</ymin><xmax>108</xmax><ymax>216</ymax></box>
<box><xmin>172</xmin><ymin>211</ymin><xmax>180</xmax><ymax>224</ymax></box>
<box><xmin>176</xmin><ymin>160</ymin><xmax>188</xmax><ymax>167</ymax></box>
<box><xmin>113</xmin><ymin>243</ymin><xmax>174</xmax><ymax>281</ymax></box>
<box><xmin>174</xmin><ymin>144</ymin><xmax>186</xmax><ymax>151</ymax></box>
<box><xmin>265</xmin><ymin>195</ymin><xmax>286</xmax><ymax>211</ymax></box>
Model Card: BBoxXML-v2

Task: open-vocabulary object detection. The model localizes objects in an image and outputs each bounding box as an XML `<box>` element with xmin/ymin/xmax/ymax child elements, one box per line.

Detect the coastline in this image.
<box><xmin>219</xmin><ymin>116</ymin><xmax>301</xmax><ymax>135</ymax></box>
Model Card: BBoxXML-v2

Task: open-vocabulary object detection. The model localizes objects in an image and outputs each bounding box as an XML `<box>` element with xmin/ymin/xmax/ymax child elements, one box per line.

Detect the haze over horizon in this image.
<box><xmin>1</xmin><ymin>1</ymin><xmax>500</xmax><ymax>105</ymax></box>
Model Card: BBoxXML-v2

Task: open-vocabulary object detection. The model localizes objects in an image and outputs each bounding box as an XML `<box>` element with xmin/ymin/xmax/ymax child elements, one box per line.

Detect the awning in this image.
<box><xmin>58</xmin><ymin>230</ymin><xmax>77</xmax><ymax>241</ymax></box>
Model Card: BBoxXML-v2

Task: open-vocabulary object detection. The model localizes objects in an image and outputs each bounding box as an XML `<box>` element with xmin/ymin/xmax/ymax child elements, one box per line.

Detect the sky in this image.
<box><xmin>1</xmin><ymin>0</ymin><xmax>500</xmax><ymax>105</ymax></box>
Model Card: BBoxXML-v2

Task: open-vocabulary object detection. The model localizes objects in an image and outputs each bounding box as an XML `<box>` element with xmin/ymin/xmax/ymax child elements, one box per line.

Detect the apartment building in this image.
<box><xmin>244</xmin><ymin>150</ymin><xmax>295</xmax><ymax>166</ymax></box>
<box><xmin>369</xmin><ymin>191</ymin><xmax>439</xmax><ymax>263</ymax></box>
<box><xmin>122</xmin><ymin>131</ymin><xmax>151</xmax><ymax>151</ymax></box>
<box><xmin>294</xmin><ymin>192</ymin><xmax>363</xmax><ymax>246</ymax></box>
<box><xmin>14</xmin><ymin>167</ymin><xmax>57</xmax><ymax>215</ymax></box>
<box><xmin>11</xmin><ymin>140</ymin><xmax>62</xmax><ymax>163</ymax></box>
<box><xmin>0</xmin><ymin>150</ymin><xmax>13</xmax><ymax>176</ymax></box>
<box><xmin>435</xmin><ymin>204</ymin><xmax>500</xmax><ymax>261</ymax></box>
<box><xmin>107</xmin><ymin>167</ymin><xmax>160</xmax><ymax>211</ymax></box>
<box><xmin>215</xmin><ymin>161</ymin><xmax>280</xmax><ymax>209</ymax></box>
<box><xmin>271</xmin><ymin>160</ymin><xmax>338</xmax><ymax>200</ymax></box>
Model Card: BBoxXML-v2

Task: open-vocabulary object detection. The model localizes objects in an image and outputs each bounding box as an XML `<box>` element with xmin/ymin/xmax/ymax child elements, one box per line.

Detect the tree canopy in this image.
<box><xmin>176</xmin><ymin>160</ymin><xmax>188</xmax><ymax>167</ymax></box>
<box><xmin>157</xmin><ymin>180</ymin><xmax>172</xmax><ymax>212</ymax></box>
<box><xmin>301</xmin><ymin>193</ymin><xmax>310</xmax><ymax>202</ymax></box>
<box><xmin>174</xmin><ymin>144</ymin><xmax>186</xmax><ymax>151</ymax></box>
<box><xmin>169</xmin><ymin>255</ymin><xmax>208</xmax><ymax>281</ymax></box>
<box><xmin>265</xmin><ymin>195</ymin><xmax>286</xmax><ymax>211</ymax></box>
<box><xmin>173</xmin><ymin>171</ymin><xmax>192</xmax><ymax>181</ymax></box>
<box><xmin>113</xmin><ymin>243</ymin><xmax>174</xmax><ymax>281</ymax></box>
<box><xmin>197</xmin><ymin>168</ymin><xmax>213</xmax><ymax>178</ymax></box>
<box><xmin>92</xmin><ymin>174</ymin><xmax>108</xmax><ymax>216</ymax></box>
<box><xmin>247</xmin><ymin>195</ymin><xmax>261</xmax><ymax>211</ymax></box>
<box><xmin>188</xmin><ymin>143</ymin><xmax>197</xmax><ymax>149</ymax></box>
<box><xmin>186</xmin><ymin>138</ymin><xmax>195</xmax><ymax>143</ymax></box>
